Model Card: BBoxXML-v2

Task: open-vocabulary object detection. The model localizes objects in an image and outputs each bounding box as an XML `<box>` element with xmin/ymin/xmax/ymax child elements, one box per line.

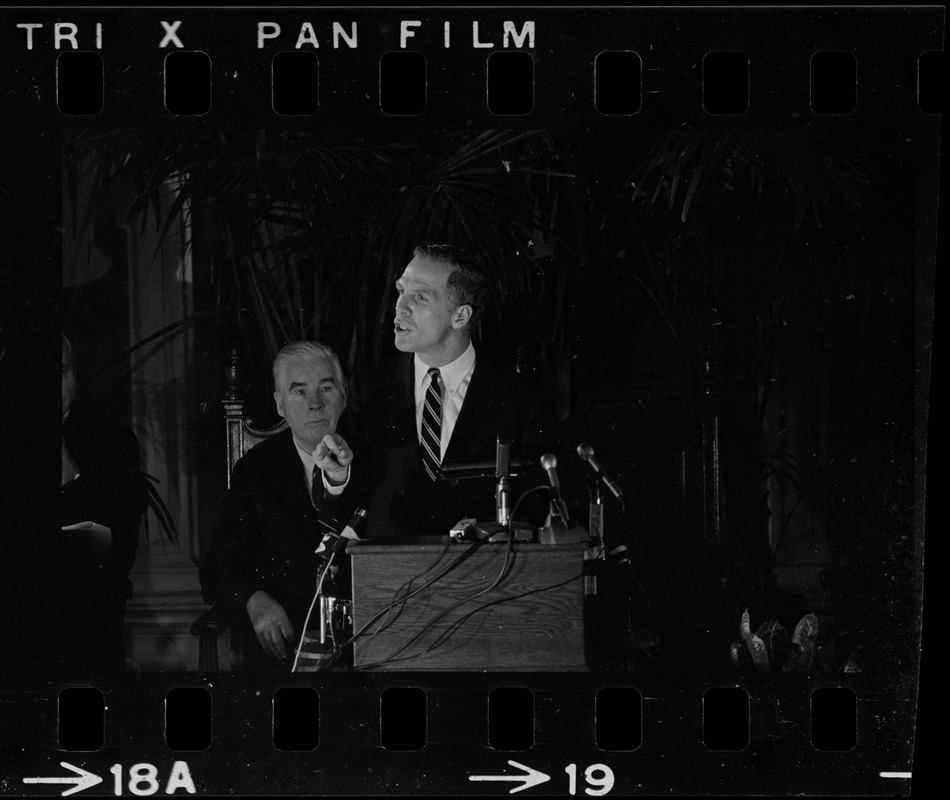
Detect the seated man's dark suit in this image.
<box><xmin>61</xmin><ymin>404</ymin><xmax>148</xmax><ymax>674</ymax></box>
<box><xmin>199</xmin><ymin>428</ymin><xmax>355</xmax><ymax>664</ymax></box>
<box><xmin>343</xmin><ymin>353</ymin><xmax>559</xmax><ymax>540</ymax></box>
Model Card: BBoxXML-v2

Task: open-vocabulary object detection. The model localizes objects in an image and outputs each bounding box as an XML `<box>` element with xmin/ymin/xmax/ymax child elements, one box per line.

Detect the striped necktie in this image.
<box><xmin>420</xmin><ymin>367</ymin><xmax>443</xmax><ymax>481</ymax></box>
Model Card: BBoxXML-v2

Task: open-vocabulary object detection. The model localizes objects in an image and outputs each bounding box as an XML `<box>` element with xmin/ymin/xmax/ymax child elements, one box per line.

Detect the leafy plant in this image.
<box><xmin>65</xmin><ymin>125</ymin><xmax>580</xmax><ymax>411</ymax></box>
<box><xmin>627</xmin><ymin>125</ymin><xmax>877</xmax><ymax>611</ymax></box>
<box><xmin>141</xmin><ymin>471</ymin><xmax>179</xmax><ymax>546</ymax></box>
<box><xmin>731</xmin><ymin>608</ymin><xmax>819</xmax><ymax>674</ymax></box>
<box><xmin>631</xmin><ymin>128</ymin><xmax>865</xmax><ymax>226</ymax></box>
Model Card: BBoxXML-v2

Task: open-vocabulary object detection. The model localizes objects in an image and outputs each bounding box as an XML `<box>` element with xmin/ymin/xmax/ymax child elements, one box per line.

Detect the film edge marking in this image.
<box><xmin>469</xmin><ymin>760</ymin><xmax>551</xmax><ymax>794</ymax></box>
<box><xmin>22</xmin><ymin>762</ymin><xmax>102</xmax><ymax>797</ymax></box>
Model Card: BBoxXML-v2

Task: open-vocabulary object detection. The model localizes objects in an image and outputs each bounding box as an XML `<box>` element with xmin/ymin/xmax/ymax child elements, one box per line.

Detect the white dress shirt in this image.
<box><xmin>414</xmin><ymin>342</ymin><xmax>476</xmax><ymax>459</ymax></box>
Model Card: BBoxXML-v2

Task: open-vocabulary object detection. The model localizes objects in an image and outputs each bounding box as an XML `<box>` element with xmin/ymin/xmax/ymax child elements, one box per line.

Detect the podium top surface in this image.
<box><xmin>349</xmin><ymin>539</ymin><xmax>587</xmax><ymax>554</ymax></box>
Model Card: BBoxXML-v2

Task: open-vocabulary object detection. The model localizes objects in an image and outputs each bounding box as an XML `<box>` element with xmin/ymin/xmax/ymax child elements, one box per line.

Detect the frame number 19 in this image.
<box><xmin>565</xmin><ymin>763</ymin><xmax>615</xmax><ymax>795</ymax></box>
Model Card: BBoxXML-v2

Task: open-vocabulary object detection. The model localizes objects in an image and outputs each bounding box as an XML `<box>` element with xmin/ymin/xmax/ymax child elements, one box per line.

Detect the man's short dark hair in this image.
<box><xmin>413</xmin><ymin>244</ymin><xmax>488</xmax><ymax>327</ymax></box>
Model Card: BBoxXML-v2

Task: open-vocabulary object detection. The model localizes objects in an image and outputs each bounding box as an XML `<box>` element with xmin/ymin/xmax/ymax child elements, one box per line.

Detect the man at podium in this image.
<box><xmin>344</xmin><ymin>244</ymin><xmax>558</xmax><ymax>541</ymax></box>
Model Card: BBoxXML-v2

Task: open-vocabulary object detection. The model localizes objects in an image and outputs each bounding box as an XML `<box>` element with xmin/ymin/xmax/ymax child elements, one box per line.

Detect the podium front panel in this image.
<box><xmin>349</xmin><ymin>542</ymin><xmax>586</xmax><ymax>671</ymax></box>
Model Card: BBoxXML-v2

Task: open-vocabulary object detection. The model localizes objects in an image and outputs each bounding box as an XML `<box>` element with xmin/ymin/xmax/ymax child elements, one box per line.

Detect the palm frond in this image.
<box><xmin>632</xmin><ymin>127</ymin><xmax>866</xmax><ymax>225</ymax></box>
<box><xmin>141</xmin><ymin>471</ymin><xmax>179</xmax><ymax>544</ymax></box>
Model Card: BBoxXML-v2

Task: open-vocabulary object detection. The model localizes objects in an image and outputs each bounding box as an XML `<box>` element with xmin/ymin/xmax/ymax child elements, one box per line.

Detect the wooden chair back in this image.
<box><xmin>194</xmin><ymin>346</ymin><xmax>286</xmax><ymax>671</ymax></box>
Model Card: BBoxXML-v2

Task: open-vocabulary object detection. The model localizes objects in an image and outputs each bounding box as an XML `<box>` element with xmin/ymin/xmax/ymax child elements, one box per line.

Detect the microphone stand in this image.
<box><xmin>495</xmin><ymin>440</ymin><xmax>511</xmax><ymax>528</ymax></box>
<box><xmin>472</xmin><ymin>438</ymin><xmax>528</xmax><ymax>542</ymax></box>
<box><xmin>585</xmin><ymin>482</ymin><xmax>606</xmax><ymax>597</ymax></box>
<box><xmin>538</xmin><ymin>490</ymin><xmax>568</xmax><ymax>543</ymax></box>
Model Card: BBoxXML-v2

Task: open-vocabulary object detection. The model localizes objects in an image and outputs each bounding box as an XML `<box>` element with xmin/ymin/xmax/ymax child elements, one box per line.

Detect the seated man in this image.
<box><xmin>343</xmin><ymin>244</ymin><xmax>559</xmax><ymax>540</ymax></box>
<box><xmin>200</xmin><ymin>341</ymin><xmax>356</xmax><ymax>669</ymax></box>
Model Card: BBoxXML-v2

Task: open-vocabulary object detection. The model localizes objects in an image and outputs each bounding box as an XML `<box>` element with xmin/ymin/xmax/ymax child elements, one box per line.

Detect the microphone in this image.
<box><xmin>495</xmin><ymin>438</ymin><xmax>511</xmax><ymax>526</ymax></box>
<box><xmin>317</xmin><ymin>507</ymin><xmax>368</xmax><ymax>557</ymax></box>
<box><xmin>607</xmin><ymin>543</ymin><xmax>632</xmax><ymax>568</ymax></box>
<box><xmin>439</xmin><ymin>457</ymin><xmax>529</xmax><ymax>480</ymax></box>
<box><xmin>540</xmin><ymin>453</ymin><xmax>571</xmax><ymax>527</ymax></box>
<box><xmin>576</xmin><ymin>443</ymin><xmax>624</xmax><ymax>500</ymax></box>
<box><xmin>333</xmin><ymin>507</ymin><xmax>368</xmax><ymax>554</ymax></box>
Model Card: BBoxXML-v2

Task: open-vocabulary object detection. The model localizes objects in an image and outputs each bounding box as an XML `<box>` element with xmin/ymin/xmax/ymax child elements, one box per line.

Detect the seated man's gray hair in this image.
<box><xmin>272</xmin><ymin>341</ymin><xmax>345</xmax><ymax>388</ymax></box>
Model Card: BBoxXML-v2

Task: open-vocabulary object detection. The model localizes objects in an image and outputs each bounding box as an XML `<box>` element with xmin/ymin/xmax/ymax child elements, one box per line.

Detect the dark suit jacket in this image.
<box><xmin>342</xmin><ymin>352</ymin><xmax>559</xmax><ymax>540</ymax></box>
<box><xmin>60</xmin><ymin>404</ymin><xmax>148</xmax><ymax>673</ymax></box>
<box><xmin>199</xmin><ymin>428</ymin><xmax>356</xmax><ymax>640</ymax></box>
<box><xmin>62</xmin><ymin>404</ymin><xmax>147</xmax><ymax>579</ymax></box>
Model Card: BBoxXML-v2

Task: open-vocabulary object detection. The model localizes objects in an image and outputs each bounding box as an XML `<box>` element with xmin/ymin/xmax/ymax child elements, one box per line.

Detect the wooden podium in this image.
<box><xmin>349</xmin><ymin>541</ymin><xmax>587</xmax><ymax>671</ymax></box>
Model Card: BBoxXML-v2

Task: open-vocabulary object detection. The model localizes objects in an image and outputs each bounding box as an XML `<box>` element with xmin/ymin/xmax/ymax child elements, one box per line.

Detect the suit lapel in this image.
<box><xmin>269</xmin><ymin>430</ymin><xmax>311</xmax><ymax>507</ymax></box>
<box><xmin>385</xmin><ymin>354</ymin><xmax>416</xmax><ymax>443</ymax></box>
<box><xmin>374</xmin><ymin>354</ymin><xmax>419</xmax><ymax>470</ymax></box>
<box><xmin>444</xmin><ymin>360</ymin><xmax>497</xmax><ymax>462</ymax></box>
<box><xmin>395</xmin><ymin>354</ymin><xmax>415</xmax><ymax>426</ymax></box>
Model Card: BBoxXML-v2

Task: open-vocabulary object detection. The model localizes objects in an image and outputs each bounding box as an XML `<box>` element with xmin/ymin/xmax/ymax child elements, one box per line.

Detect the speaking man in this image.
<box><xmin>344</xmin><ymin>245</ymin><xmax>558</xmax><ymax>540</ymax></box>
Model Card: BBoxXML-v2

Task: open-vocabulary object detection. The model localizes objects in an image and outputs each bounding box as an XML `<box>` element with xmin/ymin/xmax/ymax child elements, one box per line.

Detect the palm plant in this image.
<box><xmin>631</xmin><ymin>128</ymin><xmax>866</xmax><ymax>227</ymax></box>
<box><xmin>627</xmin><ymin>125</ymin><xmax>874</xmax><ymax>618</ymax></box>
<box><xmin>65</xmin><ymin>124</ymin><xmax>580</xmax><ymax>417</ymax></box>
<box><xmin>350</xmin><ymin>129</ymin><xmax>579</xmax><ymax>367</ymax></box>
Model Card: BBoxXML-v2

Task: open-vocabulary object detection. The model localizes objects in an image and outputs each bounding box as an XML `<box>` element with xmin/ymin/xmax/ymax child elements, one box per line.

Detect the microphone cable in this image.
<box><xmin>290</xmin><ymin>507</ymin><xmax>367</xmax><ymax>673</ymax></box>
<box><xmin>322</xmin><ymin>532</ymin><xmax>492</xmax><ymax>669</ymax></box>
<box><xmin>353</xmin><ymin>539</ymin><xmax>457</xmax><ymax>641</ymax></box>
<box><xmin>426</xmin><ymin>568</ymin><xmax>585</xmax><ymax>656</ymax></box>
<box><xmin>290</xmin><ymin>549</ymin><xmax>337</xmax><ymax>674</ymax></box>
<box><xmin>356</xmin><ymin>484</ymin><xmax>553</xmax><ymax>669</ymax></box>
<box><xmin>361</xmin><ymin>524</ymin><xmax>520</xmax><ymax>669</ymax></box>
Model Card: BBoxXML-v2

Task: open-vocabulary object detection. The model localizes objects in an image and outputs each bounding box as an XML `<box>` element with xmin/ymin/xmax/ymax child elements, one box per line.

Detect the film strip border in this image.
<box><xmin>1</xmin><ymin>8</ymin><xmax>944</xmax><ymax>121</ymax></box>
<box><xmin>58</xmin><ymin>683</ymin><xmax>860</xmax><ymax>753</ymax></box>
<box><xmin>17</xmin><ymin>673</ymin><xmax>912</xmax><ymax>795</ymax></box>
<box><xmin>40</xmin><ymin>47</ymin><xmax>950</xmax><ymax>118</ymax></box>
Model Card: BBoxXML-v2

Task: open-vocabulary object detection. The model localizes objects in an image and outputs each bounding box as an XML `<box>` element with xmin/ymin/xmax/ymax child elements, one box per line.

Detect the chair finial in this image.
<box><xmin>224</xmin><ymin>345</ymin><xmax>243</xmax><ymax>400</ymax></box>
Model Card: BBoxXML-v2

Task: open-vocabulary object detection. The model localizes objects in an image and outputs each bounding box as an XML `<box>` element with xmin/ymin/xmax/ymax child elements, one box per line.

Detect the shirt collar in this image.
<box><xmin>292</xmin><ymin>436</ymin><xmax>317</xmax><ymax>474</ymax></box>
<box><xmin>414</xmin><ymin>342</ymin><xmax>476</xmax><ymax>394</ymax></box>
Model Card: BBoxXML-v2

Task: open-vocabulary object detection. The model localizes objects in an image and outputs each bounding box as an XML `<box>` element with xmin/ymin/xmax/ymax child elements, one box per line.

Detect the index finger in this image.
<box><xmin>322</xmin><ymin>433</ymin><xmax>346</xmax><ymax>453</ymax></box>
<box><xmin>256</xmin><ymin>627</ymin><xmax>281</xmax><ymax>660</ymax></box>
<box><xmin>271</xmin><ymin>625</ymin><xmax>289</xmax><ymax>660</ymax></box>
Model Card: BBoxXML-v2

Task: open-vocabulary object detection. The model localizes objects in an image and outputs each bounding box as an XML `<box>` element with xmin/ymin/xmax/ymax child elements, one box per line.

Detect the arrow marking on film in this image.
<box><xmin>23</xmin><ymin>762</ymin><xmax>103</xmax><ymax>797</ymax></box>
<box><xmin>469</xmin><ymin>760</ymin><xmax>551</xmax><ymax>794</ymax></box>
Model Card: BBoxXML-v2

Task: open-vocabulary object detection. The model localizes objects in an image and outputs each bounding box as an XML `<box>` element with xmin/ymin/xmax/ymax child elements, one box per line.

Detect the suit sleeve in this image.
<box><xmin>61</xmin><ymin>419</ymin><xmax>148</xmax><ymax>585</ymax></box>
<box><xmin>316</xmin><ymin>473</ymin><xmax>359</xmax><ymax>524</ymax></box>
<box><xmin>338</xmin><ymin>369</ymin><xmax>369</xmax><ymax>511</ymax></box>
<box><xmin>198</xmin><ymin>457</ymin><xmax>260</xmax><ymax>616</ymax></box>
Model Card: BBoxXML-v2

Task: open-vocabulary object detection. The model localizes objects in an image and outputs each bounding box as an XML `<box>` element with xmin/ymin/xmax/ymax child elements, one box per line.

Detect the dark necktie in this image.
<box><xmin>310</xmin><ymin>465</ymin><xmax>322</xmax><ymax>510</ymax></box>
<box><xmin>420</xmin><ymin>367</ymin><xmax>443</xmax><ymax>481</ymax></box>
